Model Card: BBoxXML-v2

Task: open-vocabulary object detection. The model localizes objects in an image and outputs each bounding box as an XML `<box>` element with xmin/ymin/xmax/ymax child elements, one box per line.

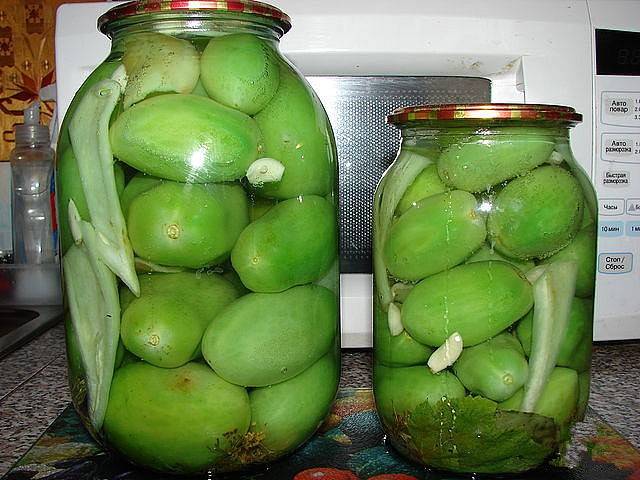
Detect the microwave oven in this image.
<box><xmin>55</xmin><ymin>0</ymin><xmax>640</xmax><ymax>347</ymax></box>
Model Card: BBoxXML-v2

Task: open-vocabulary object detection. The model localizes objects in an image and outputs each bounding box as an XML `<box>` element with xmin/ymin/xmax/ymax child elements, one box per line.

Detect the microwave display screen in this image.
<box><xmin>596</xmin><ymin>29</ymin><xmax>640</xmax><ymax>76</ymax></box>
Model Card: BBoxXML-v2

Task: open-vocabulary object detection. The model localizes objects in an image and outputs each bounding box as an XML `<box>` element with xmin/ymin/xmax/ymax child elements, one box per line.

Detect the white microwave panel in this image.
<box><xmin>588</xmin><ymin>0</ymin><xmax>640</xmax><ymax>341</ymax></box>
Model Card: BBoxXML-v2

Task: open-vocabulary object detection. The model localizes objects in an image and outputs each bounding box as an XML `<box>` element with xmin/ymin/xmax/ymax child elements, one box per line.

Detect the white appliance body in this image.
<box><xmin>55</xmin><ymin>0</ymin><xmax>640</xmax><ymax>346</ymax></box>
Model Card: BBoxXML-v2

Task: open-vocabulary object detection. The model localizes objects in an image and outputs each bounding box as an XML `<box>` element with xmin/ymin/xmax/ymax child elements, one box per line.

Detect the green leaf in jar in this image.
<box><xmin>68</xmin><ymin>78</ymin><xmax>139</xmax><ymax>295</ymax></box>
<box><xmin>406</xmin><ymin>396</ymin><xmax>559</xmax><ymax>473</ymax></box>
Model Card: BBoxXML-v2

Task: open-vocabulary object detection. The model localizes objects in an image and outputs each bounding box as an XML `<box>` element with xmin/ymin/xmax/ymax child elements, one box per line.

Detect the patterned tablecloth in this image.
<box><xmin>3</xmin><ymin>387</ymin><xmax>640</xmax><ymax>480</ymax></box>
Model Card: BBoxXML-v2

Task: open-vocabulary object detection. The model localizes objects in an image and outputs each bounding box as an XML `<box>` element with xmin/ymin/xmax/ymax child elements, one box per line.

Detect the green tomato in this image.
<box><xmin>200</xmin><ymin>33</ymin><xmax>280</xmax><ymax>115</ymax></box>
<box><xmin>103</xmin><ymin>362</ymin><xmax>251</xmax><ymax>474</ymax></box>
<box><xmin>516</xmin><ymin>297</ymin><xmax>593</xmax><ymax>372</ymax></box>
<box><xmin>395</xmin><ymin>163</ymin><xmax>448</xmax><ymax>215</ymax></box>
<box><xmin>119</xmin><ymin>172</ymin><xmax>162</xmax><ymax>218</ymax></box>
<box><xmin>127</xmin><ymin>181</ymin><xmax>249</xmax><ymax>268</ymax></box>
<box><xmin>437</xmin><ymin>127</ymin><xmax>555</xmax><ymax>192</ymax></box>
<box><xmin>465</xmin><ymin>244</ymin><xmax>535</xmax><ymax>273</ymax></box>
<box><xmin>402</xmin><ymin>261</ymin><xmax>533</xmax><ymax>347</ymax></box>
<box><xmin>453</xmin><ymin>333</ymin><xmax>529</xmax><ymax>402</ymax></box>
<box><xmin>249</xmin><ymin>196</ymin><xmax>278</xmax><ymax>222</ymax></box>
<box><xmin>249</xmin><ymin>351</ymin><xmax>339</xmax><ymax>457</ymax></box>
<box><xmin>488</xmin><ymin>165</ymin><xmax>584</xmax><ymax>260</ymax></box>
<box><xmin>374</xmin><ymin>296</ymin><xmax>432</xmax><ymax>367</ymax></box>
<box><xmin>231</xmin><ymin>195</ymin><xmax>336</xmax><ymax>292</ymax></box>
<box><xmin>499</xmin><ymin>367</ymin><xmax>578</xmax><ymax>439</ymax></box>
<box><xmin>120</xmin><ymin>270</ymin><xmax>239</xmax><ymax>314</ymax></box>
<box><xmin>253</xmin><ymin>64</ymin><xmax>334</xmax><ymax>199</ymax></box>
<box><xmin>120</xmin><ymin>295</ymin><xmax>203</xmax><ymax>368</ymax></box>
<box><xmin>201</xmin><ymin>285</ymin><xmax>337</xmax><ymax>387</ymax></box>
<box><xmin>384</xmin><ymin>190</ymin><xmax>487</xmax><ymax>281</ymax></box>
<box><xmin>374</xmin><ymin>363</ymin><xmax>465</xmax><ymax>426</ymax></box>
<box><xmin>120</xmin><ymin>272</ymin><xmax>239</xmax><ymax>368</ymax></box>
<box><xmin>121</xmin><ymin>32</ymin><xmax>200</xmax><ymax>109</ymax></box>
<box><xmin>110</xmin><ymin>93</ymin><xmax>264</xmax><ymax>183</ymax></box>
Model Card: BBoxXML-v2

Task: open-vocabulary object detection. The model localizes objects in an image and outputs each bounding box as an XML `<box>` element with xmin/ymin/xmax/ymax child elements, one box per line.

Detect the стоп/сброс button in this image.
<box><xmin>598</xmin><ymin>253</ymin><xmax>633</xmax><ymax>274</ymax></box>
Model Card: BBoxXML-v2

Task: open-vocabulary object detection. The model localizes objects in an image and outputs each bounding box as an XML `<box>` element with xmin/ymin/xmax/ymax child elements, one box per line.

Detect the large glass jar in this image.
<box><xmin>373</xmin><ymin>104</ymin><xmax>596</xmax><ymax>475</ymax></box>
<box><xmin>58</xmin><ymin>1</ymin><xmax>340</xmax><ymax>474</ymax></box>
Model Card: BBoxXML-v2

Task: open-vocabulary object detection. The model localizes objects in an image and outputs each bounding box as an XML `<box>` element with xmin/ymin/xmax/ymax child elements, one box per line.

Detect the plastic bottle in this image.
<box><xmin>10</xmin><ymin>101</ymin><xmax>56</xmax><ymax>264</ymax></box>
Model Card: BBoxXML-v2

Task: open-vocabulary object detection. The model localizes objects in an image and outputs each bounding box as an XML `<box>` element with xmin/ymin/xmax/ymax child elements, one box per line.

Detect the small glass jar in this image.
<box><xmin>372</xmin><ymin>104</ymin><xmax>596</xmax><ymax>474</ymax></box>
<box><xmin>59</xmin><ymin>1</ymin><xmax>340</xmax><ymax>474</ymax></box>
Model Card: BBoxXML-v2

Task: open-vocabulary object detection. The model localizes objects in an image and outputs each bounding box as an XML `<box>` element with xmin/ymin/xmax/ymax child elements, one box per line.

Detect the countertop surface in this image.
<box><xmin>0</xmin><ymin>322</ymin><xmax>639</xmax><ymax>477</ymax></box>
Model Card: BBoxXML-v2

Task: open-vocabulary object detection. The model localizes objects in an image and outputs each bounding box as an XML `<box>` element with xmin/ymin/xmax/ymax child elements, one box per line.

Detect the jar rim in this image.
<box><xmin>387</xmin><ymin>103</ymin><xmax>583</xmax><ymax>126</ymax></box>
<box><xmin>98</xmin><ymin>0</ymin><xmax>292</xmax><ymax>36</ymax></box>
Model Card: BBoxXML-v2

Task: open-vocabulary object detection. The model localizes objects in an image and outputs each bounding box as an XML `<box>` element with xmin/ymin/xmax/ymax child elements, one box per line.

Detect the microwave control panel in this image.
<box><xmin>593</xmin><ymin>28</ymin><xmax>640</xmax><ymax>340</ymax></box>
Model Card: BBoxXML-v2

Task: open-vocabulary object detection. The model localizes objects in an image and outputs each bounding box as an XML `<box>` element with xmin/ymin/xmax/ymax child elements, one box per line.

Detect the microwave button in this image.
<box><xmin>627</xmin><ymin>198</ymin><xmax>640</xmax><ymax>215</ymax></box>
<box><xmin>602</xmin><ymin>170</ymin><xmax>630</xmax><ymax>187</ymax></box>
<box><xmin>627</xmin><ymin>221</ymin><xmax>640</xmax><ymax>236</ymax></box>
<box><xmin>598</xmin><ymin>253</ymin><xmax>633</xmax><ymax>274</ymax></box>
<box><xmin>599</xmin><ymin>221</ymin><xmax>624</xmax><ymax>237</ymax></box>
<box><xmin>599</xmin><ymin>198</ymin><xmax>625</xmax><ymax>215</ymax></box>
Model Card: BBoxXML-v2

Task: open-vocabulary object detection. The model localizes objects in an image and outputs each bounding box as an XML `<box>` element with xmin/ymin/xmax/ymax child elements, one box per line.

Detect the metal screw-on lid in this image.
<box><xmin>98</xmin><ymin>0</ymin><xmax>292</xmax><ymax>36</ymax></box>
<box><xmin>15</xmin><ymin>101</ymin><xmax>50</xmax><ymax>146</ymax></box>
<box><xmin>387</xmin><ymin>103</ymin><xmax>583</xmax><ymax>126</ymax></box>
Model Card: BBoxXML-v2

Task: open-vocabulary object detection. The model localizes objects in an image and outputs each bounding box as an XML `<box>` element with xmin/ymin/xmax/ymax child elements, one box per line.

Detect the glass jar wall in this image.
<box><xmin>373</xmin><ymin>104</ymin><xmax>596</xmax><ymax>474</ymax></box>
<box><xmin>58</xmin><ymin>1</ymin><xmax>340</xmax><ymax>474</ymax></box>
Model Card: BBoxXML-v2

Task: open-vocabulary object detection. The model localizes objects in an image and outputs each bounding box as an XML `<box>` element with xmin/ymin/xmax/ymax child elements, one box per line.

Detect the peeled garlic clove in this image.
<box><xmin>428</xmin><ymin>332</ymin><xmax>463</xmax><ymax>373</ymax></box>
<box><xmin>247</xmin><ymin>158</ymin><xmax>285</xmax><ymax>186</ymax></box>
<box><xmin>387</xmin><ymin>302</ymin><xmax>403</xmax><ymax>336</ymax></box>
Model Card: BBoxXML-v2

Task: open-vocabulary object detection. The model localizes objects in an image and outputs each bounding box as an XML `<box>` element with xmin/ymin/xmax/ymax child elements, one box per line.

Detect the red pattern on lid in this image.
<box><xmin>98</xmin><ymin>0</ymin><xmax>291</xmax><ymax>34</ymax></box>
<box><xmin>387</xmin><ymin>103</ymin><xmax>582</xmax><ymax>125</ymax></box>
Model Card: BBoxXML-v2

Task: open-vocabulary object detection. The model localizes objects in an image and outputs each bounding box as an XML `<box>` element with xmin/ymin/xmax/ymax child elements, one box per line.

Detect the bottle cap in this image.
<box><xmin>15</xmin><ymin>101</ymin><xmax>50</xmax><ymax>146</ymax></box>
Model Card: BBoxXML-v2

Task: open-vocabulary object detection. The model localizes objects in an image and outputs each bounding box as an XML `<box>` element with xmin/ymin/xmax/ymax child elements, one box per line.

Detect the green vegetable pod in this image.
<box><xmin>127</xmin><ymin>181</ymin><xmax>249</xmax><ymax>268</ymax></box>
<box><xmin>437</xmin><ymin>127</ymin><xmax>555</xmax><ymax>192</ymax></box>
<box><xmin>121</xmin><ymin>32</ymin><xmax>200</xmax><ymax>109</ymax></box>
<box><xmin>200</xmin><ymin>33</ymin><xmax>280</xmax><ymax>115</ymax></box>
<box><xmin>110</xmin><ymin>94</ymin><xmax>264</xmax><ymax>183</ymax></box>
<box><xmin>541</xmin><ymin>227</ymin><xmax>596</xmax><ymax>297</ymax></box>
<box><xmin>516</xmin><ymin>297</ymin><xmax>593</xmax><ymax>372</ymax></box>
<box><xmin>384</xmin><ymin>190</ymin><xmax>487</xmax><ymax>281</ymax></box>
<box><xmin>231</xmin><ymin>195</ymin><xmax>336</xmax><ymax>293</ymax></box>
<box><xmin>487</xmin><ymin>165</ymin><xmax>584</xmax><ymax>260</ymax></box>
<box><xmin>453</xmin><ymin>333</ymin><xmax>529</xmax><ymax>402</ymax></box>
<box><xmin>249</xmin><ymin>351</ymin><xmax>339</xmax><ymax>458</ymax></box>
<box><xmin>120</xmin><ymin>272</ymin><xmax>239</xmax><ymax>368</ymax></box>
<box><xmin>395</xmin><ymin>164</ymin><xmax>448</xmax><ymax>215</ymax></box>
<box><xmin>253</xmin><ymin>64</ymin><xmax>334</xmax><ymax>199</ymax></box>
<box><xmin>103</xmin><ymin>362</ymin><xmax>251</xmax><ymax>474</ymax></box>
<box><xmin>402</xmin><ymin>261</ymin><xmax>534</xmax><ymax>347</ymax></box>
<box><xmin>201</xmin><ymin>285</ymin><xmax>337</xmax><ymax>387</ymax></box>
<box><xmin>499</xmin><ymin>367</ymin><xmax>579</xmax><ymax>437</ymax></box>
<box><xmin>373</xmin><ymin>363</ymin><xmax>466</xmax><ymax>425</ymax></box>
<box><xmin>374</xmin><ymin>296</ymin><xmax>433</xmax><ymax>367</ymax></box>
<box><xmin>57</xmin><ymin>148</ymin><xmax>91</xmax><ymax>253</ymax></box>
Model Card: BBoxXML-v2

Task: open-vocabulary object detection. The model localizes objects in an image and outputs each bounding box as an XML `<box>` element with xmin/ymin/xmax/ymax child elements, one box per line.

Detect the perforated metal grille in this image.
<box><xmin>306</xmin><ymin>76</ymin><xmax>491</xmax><ymax>273</ymax></box>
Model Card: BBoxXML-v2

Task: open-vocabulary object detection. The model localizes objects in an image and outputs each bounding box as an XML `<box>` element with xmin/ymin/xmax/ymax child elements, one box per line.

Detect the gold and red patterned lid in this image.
<box><xmin>387</xmin><ymin>104</ymin><xmax>583</xmax><ymax>125</ymax></box>
<box><xmin>98</xmin><ymin>0</ymin><xmax>291</xmax><ymax>34</ymax></box>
